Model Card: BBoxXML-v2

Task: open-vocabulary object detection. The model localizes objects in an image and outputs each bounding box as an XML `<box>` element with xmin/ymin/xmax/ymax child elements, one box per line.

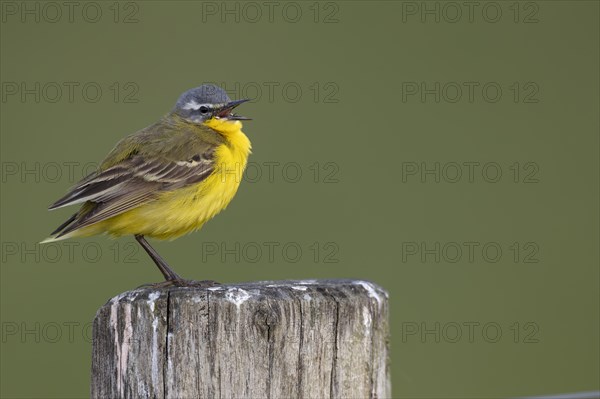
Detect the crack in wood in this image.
<box><xmin>296</xmin><ymin>294</ymin><xmax>305</xmax><ymax>399</ymax></box>
<box><xmin>163</xmin><ymin>290</ymin><xmax>171</xmax><ymax>399</ymax></box>
<box><xmin>265</xmin><ymin>312</ymin><xmax>273</xmax><ymax>399</ymax></box>
<box><xmin>329</xmin><ymin>291</ymin><xmax>340</xmax><ymax>399</ymax></box>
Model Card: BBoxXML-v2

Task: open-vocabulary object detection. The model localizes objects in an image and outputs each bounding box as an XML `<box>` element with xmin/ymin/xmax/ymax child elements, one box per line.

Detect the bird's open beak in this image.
<box><xmin>217</xmin><ymin>99</ymin><xmax>251</xmax><ymax>120</ymax></box>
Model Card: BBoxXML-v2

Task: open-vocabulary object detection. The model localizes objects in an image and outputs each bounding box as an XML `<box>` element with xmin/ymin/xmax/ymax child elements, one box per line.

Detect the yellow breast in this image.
<box><xmin>97</xmin><ymin>119</ymin><xmax>251</xmax><ymax>240</ymax></box>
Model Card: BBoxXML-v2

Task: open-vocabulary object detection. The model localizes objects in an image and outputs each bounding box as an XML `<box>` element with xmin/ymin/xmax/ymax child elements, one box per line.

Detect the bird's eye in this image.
<box><xmin>199</xmin><ymin>106</ymin><xmax>210</xmax><ymax>114</ymax></box>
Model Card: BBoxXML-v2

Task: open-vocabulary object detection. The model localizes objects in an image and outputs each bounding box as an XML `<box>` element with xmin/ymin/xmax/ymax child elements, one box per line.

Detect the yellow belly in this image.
<box><xmin>80</xmin><ymin>120</ymin><xmax>251</xmax><ymax>240</ymax></box>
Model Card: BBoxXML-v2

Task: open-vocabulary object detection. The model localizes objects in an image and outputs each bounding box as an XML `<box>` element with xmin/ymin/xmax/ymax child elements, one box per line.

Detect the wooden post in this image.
<box><xmin>91</xmin><ymin>279</ymin><xmax>390</xmax><ymax>398</ymax></box>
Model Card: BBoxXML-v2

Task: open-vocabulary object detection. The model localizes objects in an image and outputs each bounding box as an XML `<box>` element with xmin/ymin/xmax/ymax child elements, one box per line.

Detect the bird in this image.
<box><xmin>42</xmin><ymin>84</ymin><xmax>252</xmax><ymax>286</ymax></box>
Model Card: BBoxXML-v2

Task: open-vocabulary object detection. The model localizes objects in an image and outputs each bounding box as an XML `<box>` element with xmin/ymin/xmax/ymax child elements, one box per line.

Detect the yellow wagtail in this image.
<box><xmin>43</xmin><ymin>84</ymin><xmax>251</xmax><ymax>286</ymax></box>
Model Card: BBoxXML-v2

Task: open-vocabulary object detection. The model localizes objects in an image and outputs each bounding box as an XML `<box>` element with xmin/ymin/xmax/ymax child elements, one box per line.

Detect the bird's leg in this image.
<box><xmin>135</xmin><ymin>234</ymin><xmax>183</xmax><ymax>281</ymax></box>
<box><xmin>135</xmin><ymin>234</ymin><xmax>220</xmax><ymax>288</ymax></box>
<box><xmin>134</xmin><ymin>235</ymin><xmax>221</xmax><ymax>288</ymax></box>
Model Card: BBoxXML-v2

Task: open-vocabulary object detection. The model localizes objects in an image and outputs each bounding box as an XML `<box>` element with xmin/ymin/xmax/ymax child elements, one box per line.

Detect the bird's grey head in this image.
<box><xmin>173</xmin><ymin>84</ymin><xmax>250</xmax><ymax>123</ymax></box>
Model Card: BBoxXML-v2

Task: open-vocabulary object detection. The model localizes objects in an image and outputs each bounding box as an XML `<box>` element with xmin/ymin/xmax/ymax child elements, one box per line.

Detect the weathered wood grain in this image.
<box><xmin>91</xmin><ymin>279</ymin><xmax>390</xmax><ymax>398</ymax></box>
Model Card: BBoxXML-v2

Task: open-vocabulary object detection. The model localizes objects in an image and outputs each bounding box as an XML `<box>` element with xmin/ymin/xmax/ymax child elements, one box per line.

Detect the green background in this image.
<box><xmin>1</xmin><ymin>1</ymin><xmax>598</xmax><ymax>398</ymax></box>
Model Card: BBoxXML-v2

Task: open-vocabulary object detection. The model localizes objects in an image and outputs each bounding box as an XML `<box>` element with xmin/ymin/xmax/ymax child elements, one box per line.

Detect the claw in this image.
<box><xmin>137</xmin><ymin>279</ymin><xmax>221</xmax><ymax>289</ymax></box>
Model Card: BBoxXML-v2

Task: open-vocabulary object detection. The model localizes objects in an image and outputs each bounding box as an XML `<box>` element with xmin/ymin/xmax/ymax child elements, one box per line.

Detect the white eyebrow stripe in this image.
<box><xmin>182</xmin><ymin>100</ymin><xmax>209</xmax><ymax>110</ymax></box>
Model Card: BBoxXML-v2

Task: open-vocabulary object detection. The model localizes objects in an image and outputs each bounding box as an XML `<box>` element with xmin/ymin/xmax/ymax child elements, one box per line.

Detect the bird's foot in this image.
<box><xmin>137</xmin><ymin>279</ymin><xmax>221</xmax><ymax>289</ymax></box>
<box><xmin>173</xmin><ymin>278</ymin><xmax>221</xmax><ymax>288</ymax></box>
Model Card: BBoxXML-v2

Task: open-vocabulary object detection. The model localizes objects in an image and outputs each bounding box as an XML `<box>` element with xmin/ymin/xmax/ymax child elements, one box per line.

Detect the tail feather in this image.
<box><xmin>50</xmin><ymin>213</ymin><xmax>77</xmax><ymax>235</ymax></box>
<box><xmin>41</xmin><ymin>213</ymin><xmax>78</xmax><ymax>244</ymax></box>
<box><xmin>40</xmin><ymin>234</ymin><xmax>72</xmax><ymax>244</ymax></box>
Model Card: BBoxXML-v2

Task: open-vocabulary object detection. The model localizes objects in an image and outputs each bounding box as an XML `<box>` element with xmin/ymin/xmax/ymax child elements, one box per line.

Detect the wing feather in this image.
<box><xmin>53</xmin><ymin>155</ymin><xmax>214</xmax><ymax>237</ymax></box>
<box><xmin>48</xmin><ymin>117</ymin><xmax>223</xmax><ymax>237</ymax></box>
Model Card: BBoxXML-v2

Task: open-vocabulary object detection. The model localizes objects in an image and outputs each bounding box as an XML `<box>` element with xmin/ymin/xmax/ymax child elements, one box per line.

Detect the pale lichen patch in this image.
<box><xmin>225</xmin><ymin>287</ymin><xmax>252</xmax><ymax>308</ymax></box>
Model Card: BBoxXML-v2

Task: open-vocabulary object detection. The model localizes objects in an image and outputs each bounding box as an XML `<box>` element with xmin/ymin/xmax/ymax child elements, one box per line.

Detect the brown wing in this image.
<box><xmin>50</xmin><ymin>153</ymin><xmax>215</xmax><ymax>238</ymax></box>
<box><xmin>48</xmin><ymin>117</ymin><xmax>223</xmax><ymax>238</ymax></box>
